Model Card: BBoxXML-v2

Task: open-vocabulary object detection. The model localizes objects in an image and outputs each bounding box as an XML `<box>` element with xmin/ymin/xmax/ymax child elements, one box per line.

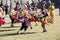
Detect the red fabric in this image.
<box><xmin>16</xmin><ymin>18</ymin><xmax>24</xmax><ymax>23</ymax></box>
<box><xmin>10</xmin><ymin>13</ymin><xmax>18</xmax><ymax>20</ymax></box>
<box><xmin>48</xmin><ymin>21</ymin><xmax>54</xmax><ymax>24</ymax></box>
<box><xmin>38</xmin><ymin>20</ymin><xmax>48</xmax><ymax>24</ymax></box>
<box><xmin>0</xmin><ymin>18</ymin><xmax>5</xmax><ymax>25</ymax></box>
<box><xmin>14</xmin><ymin>13</ymin><xmax>18</xmax><ymax>19</ymax></box>
<box><xmin>14</xmin><ymin>7</ymin><xmax>18</xmax><ymax>11</ymax></box>
<box><xmin>29</xmin><ymin>18</ymin><xmax>48</xmax><ymax>24</ymax></box>
<box><xmin>14</xmin><ymin>7</ymin><xmax>18</xmax><ymax>19</ymax></box>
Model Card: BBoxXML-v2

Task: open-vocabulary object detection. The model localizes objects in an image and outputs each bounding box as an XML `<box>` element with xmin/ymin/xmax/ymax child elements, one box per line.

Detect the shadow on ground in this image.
<box><xmin>1</xmin><ymin>26</ymin><xmax>20</xmax><ymax>28</ymax></box>
<box><xmin>0</xmin><ymin>29</ymin><xmax>16</xmax><ymax>32</ymax></box>
<box><xmin>0</xmin><ymin>32</ymin><xmax>36</xmax><ymax>37</ymax></box>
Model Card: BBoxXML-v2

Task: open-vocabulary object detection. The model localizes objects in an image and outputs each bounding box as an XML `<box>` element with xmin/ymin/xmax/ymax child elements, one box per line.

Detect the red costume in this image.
<box><xmin>0</xmin><ymin>7</ymin><xmax>5</xmax><ymax>25</ymax></box>
<box><xmin>0</xmin><ymin>17</ymin><xmax>5</xmax><ymax>25</ymax></box>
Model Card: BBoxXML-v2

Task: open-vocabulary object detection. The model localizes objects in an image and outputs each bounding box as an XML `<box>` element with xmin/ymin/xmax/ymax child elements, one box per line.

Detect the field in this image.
<box><xmin>0</xmin><ymin>9</ymin><xmax>60</xmax><ymax>40</ymax></box>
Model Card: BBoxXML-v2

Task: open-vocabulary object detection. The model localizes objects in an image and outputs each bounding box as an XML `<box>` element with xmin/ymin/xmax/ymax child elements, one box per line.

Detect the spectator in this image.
<box><xmin>37</xmin><ymin>0</ymin><xmax>41</xmax><ymax>9</ymax></box>
<box><xmin>31</xmin><ymin>0</ymin><xmax>35</xmax><ymax>10</ymax></box>
<box><xmin>41</xmin><ymin>2</ymin><xmax>47</xmax><ymax>11</ymax></box>
<box><xmin>46</xmin><ymin>0</ymin><xmax>51</xmax><ymax>10</ymax></box>
<box><xmin>26</xmin><ymin>1</ymin><xmax>30</xmax><ymax>9</ymax></box>
<box><xmin>4</xmin><ymin>4</ymin><xmax>8</xmax><ymax>15</ymax></box>
<box><xmin>0</xmin><ymin>2</ymin><xmax>3</xmax><ymax>7</ymax></box>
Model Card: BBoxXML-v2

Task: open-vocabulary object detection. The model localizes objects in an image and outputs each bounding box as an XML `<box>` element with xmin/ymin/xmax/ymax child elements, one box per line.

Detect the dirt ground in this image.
<box><xmin>0</xmin><ymin>9</ymin><xmax>60</xmax><ymax>40</ymax></box>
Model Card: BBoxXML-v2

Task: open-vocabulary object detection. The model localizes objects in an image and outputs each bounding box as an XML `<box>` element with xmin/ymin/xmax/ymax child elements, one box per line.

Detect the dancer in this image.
<box><xmin>17</xmin><ymin>15</ymin><xmax>32</xmax><ymax>34</ymax></box>
<box><xmin>41</xmin><ymin>9</ymin><xmax>48</xmax><ymax>32</ymax></box>
<box><xmin>9</xmin><ymin>9</ymin><xmax>17</xmax><ymax>27</ymax></box>
<box><xmin>10</xmin><ymin>4</ymin><xmax>19</xmax><ymax>27</ymax></box>
<box><xmin>39</xmin><ymin>3</ymin><xmax>48</xmax><ymax>32</ymax></box>
<box><xmin>0</xmin><ymin>5</ymin><xmax>5</xmax><ymax>27</ymax></box>
<box><xmin>49</xmin><ymin>3</ymin><xmax>55</xmax><ymax>20</ymax></box>
<box><xmin>22</xmin><ymin>9</ymin><xmax>32</xmax><ymax>29</ymax></box>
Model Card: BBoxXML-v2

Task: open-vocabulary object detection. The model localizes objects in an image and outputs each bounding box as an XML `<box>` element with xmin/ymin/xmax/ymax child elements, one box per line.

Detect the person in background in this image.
<box><xmin>0</xmin><ymin>2</ymin><xmax>3</xmax><ymax>7</ymax></box>
<box><xmin>37</xmin><ymin>0</ymin><xmax>41</xmax><ymax>9</ymax></box>
<box><xmin>31</xmin><ymin>0</ymin><xmax>35</xmax><ymax>10</ymax></box>
<box><xmin>46</xmin><ymin>0</ymin><xmax>51</xmax><ymax>11</ymax></box>
<box><xmin>26</xmin><ymin>1</ymin><xmax>30</xmax><ymax>10</ymax></box>
<box><xmin>4</xmin><ymin>4</ymin><xmax>8</xmax><ymax>15</ymax></box>
<box><xmin>40</xmin><ymin>3</ymin><xmax>48</xmax><ymax>32</ymax></box>
<box><xmin>41</xmin><ymin>2</ymin><xmax>47</xmax><ymax>11</ymax></box>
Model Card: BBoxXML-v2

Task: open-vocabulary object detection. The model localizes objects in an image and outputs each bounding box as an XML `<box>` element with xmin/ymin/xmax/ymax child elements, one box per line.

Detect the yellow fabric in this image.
<box><xmin>50</xmin><ymin>5</ymin><xmax>55</xmax><ymax>13</ymax></box>
<box><xmin>49</xmin><ymin>5</ymin><xmax>55</xmax><ymax>19</ymax></box>
<box><xmin>50</xmin><ymin>5</ymin><xmax>55</xmax><ymax>9</ymax></box>
<box><xmin>46</xmin><ymin>16</ymin><xmax>49</xmax><ymax>19</ymax></box>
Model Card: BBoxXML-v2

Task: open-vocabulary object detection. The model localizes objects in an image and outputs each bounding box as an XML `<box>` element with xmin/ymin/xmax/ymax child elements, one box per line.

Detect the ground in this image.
<box><xmin>0</xmin><ymin>9</ymin><xmax>60</xmax><ymax>40</ymax></box>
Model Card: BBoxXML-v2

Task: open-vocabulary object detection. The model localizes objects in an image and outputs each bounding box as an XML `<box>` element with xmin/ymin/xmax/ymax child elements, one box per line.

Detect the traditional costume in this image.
<box><xmin>41</xmin><ymin>10</ymin><xmax>48</xmax><ymax>32</ymax></box>
<box><xmin>17</xmin><ymin>9</ymin><xmax>33</xmax><ymax>34</ymax></box>
<box><xmin>0</xmin><ymin>7</ymin><xmax>5</xmax><ymax>26</ymax></box>
<box><xmin>49</xmin><ymin>5</ymin><xmax>55</xmax><ymax>20</ymax></box>
<box><xmin>38</xmin><ymin>9</ymin><xmax>48</xmax><ymax>32</ymax></box>
<box><xmin>17</xmin><ymin>16</ymin><xmax>32</xmax><ymax>34</ymax></box>
<box><xmin>27</xmin><ymin>7</ymin><xmax>32</xmax><ymax>13</ymax></box>
<box><xmin>9</xmin><ymin>9</ymin><xmax>18</xmax><ymax>27</ymax></box>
